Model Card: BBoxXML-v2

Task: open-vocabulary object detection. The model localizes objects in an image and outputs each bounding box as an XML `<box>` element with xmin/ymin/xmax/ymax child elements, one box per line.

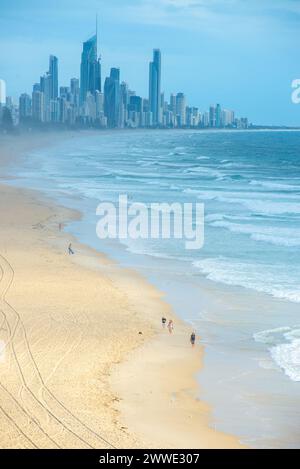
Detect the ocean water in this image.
<box><xmin>7</xmin><ymin>129</ymin><xmax>300</xmax><ymax>448</ymax></box>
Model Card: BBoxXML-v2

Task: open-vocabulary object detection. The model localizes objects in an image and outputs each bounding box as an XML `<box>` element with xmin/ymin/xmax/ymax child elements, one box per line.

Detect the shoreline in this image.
<box><xmin>0</xmin><ymin>131</ymin><xmax>244</xmax><ymax>448</ymax></box>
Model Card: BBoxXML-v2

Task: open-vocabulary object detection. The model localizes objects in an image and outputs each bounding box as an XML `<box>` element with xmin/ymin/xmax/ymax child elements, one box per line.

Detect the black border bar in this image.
<box><xmin>0</xmin><ymin>449</ymin><xmax>293</xmax><ymax>467</ymax></box>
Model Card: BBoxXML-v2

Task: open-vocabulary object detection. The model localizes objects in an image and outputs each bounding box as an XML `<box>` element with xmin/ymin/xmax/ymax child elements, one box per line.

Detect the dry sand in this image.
<box><xmin>0</xmin><ymin>132</ymin><xmax>244</xmax><ymax>448</ymax></box>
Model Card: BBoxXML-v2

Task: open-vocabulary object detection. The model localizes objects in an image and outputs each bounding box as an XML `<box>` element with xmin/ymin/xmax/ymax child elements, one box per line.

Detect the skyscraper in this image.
<box><xmin>129</xmin><ymin>95</ymin><xmax>142</xmax><ymax>113</ymax></box>
<box><xmin>40</xmin><ymin>73</ymin><xmax>52</xmax><ymax>121</ymax></box>
<box><xmin>95</xmin><ymin>91</ymin><xmax>104</xmax><ymax>115</ymax></box>
<box><xmin>70</xmin><ymin>78</ymin><xmax>80</xmax><ymax>108</ymax></box>
<box><xmin>80</xmin><ymin>34</ymin><xmax>101</xmax><ymax>105</ymax></box>
<box><xmin>120</xmin><ymin>81</ymin><xmax>129</xmax><ymax>127</ymax></box>
<box><xmin>176</xmin><ymin>93</ymin><xmax>186</xmax><ymax>127</ymax></box>
<box><xmin>49</xmin><ymin>55</ymin><xmax>58</xmax><ymax>100</ymax></box>
<box><xmin>39</xmin><ymin>75</ymin><xmax>46</xmax><ymax>121</ymax></box>
<box><xmin>209</xmin><ymin>106</ymin><xmax>216</xmax><ymax>127</ymax></box>
<box><xmin>149</xmin><ymin>49</ymin><xmax>161</xmax><ymax>126</ymax></box>
<box><xmin>19</xmin><ymin>93</ymin><xmax>32</xmax><ymax>121</ymax></box>
<box><xmin>222</xmin><ymin>109</ymin><xmax>235</xmax><ymax>127</ymax></box>
<box><xmin>203</xmin><ymin>111</ymin><xmax>210</xmax><ymax>127</ymax></box>
<box><xmin>170</xmin><ymin>93</ymin><xmax>176</xmax><ymax>113</ymax></box>
<box><xmin>104</xmin><ymin>68</ymin><xmax>120</xmax><ymax>128</ymax></box>
<box><xmin>32</xmin><ymin>90</ymin><xmax>44</xmax><ymax>122</ymax></box>
<box><xmin>14</xmin><ymin>25</ymin><xmax>247</xmax><ymax>131</ymax></box>
<box><xmin>216</xmin><ymin>103</ymin><xmax>222</xmax><ymax>128</ymax></box>
<box><xmin>186</xmin><ymin>107</ymin><xmax>200</xmax><ymax>127</ymax></box>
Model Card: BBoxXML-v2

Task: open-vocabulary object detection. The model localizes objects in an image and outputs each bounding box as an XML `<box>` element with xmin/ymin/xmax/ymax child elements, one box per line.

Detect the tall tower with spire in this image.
<box><xmin>80</xmin><ymin>17</ymin><xmax>101</xmax><ymax>105</ymax></box>
<box><xmin>49</xmin><ymin>55</ymin><xmax>58</xmax><ymax>100</ymax></box>
<box><xmin>149</xmin><ymin>49</ymin><xmax>161</xmax><ymax>126</ymax></box>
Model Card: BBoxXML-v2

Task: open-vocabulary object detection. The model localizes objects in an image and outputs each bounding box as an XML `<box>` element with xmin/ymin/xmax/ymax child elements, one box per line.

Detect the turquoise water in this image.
<box><xmin>8</xmin><ymin>129</ymin><xmax>300</xmax><ymax>447</ymax></box>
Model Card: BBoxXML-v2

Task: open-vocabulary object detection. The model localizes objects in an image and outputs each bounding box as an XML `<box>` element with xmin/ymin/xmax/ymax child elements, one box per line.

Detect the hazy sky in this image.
<box><xmin>0</xmin><ymin>0</ymin><xmax>300</xmax><ymax>125</ymax></box>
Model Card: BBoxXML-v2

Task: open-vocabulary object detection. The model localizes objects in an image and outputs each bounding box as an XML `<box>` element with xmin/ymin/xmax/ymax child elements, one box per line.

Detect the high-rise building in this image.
<box><xmin>80</xmin><ymin>34</ymin><xmax>101</xmax><ymax>105</ymax></box>
<box><xmin>13</xmin><ymin>27</ymin><xmax>246</xmax><ymax>131</ymax></box>
<box><xmin>104</xmin><ymin>68</ymin><xmax>120</xmax><ymax>128</ymax></box>
<box><xmin>49</xmin><ymin>55</ymin><xmax>58</xmax><ymax>100</ymax></box>
<box><xmin>186</xmin><ymin>107</ymin><xmax>200</xmax><ymax>127</ymax></box>
<box><xmin>33</xmin><ymin>83</ymin><xmax>41</xmax><ymax>93</ymax></box>
<box><xmin>240</xmin><ymin>117</ymin><xmax>249</xmax><ymax>129</ymax></box>
<box><xmin>202</xmin><ymin>111</ymin><xmax>209</xmax><ymax>127</ymax></box>
<box><xmin>32</xmin><ymin>90</ymin><xmax>44</xmax><ymax>122</ymax></box>
<box><xmin>128</xmin><ymin>95</ymin><xmax>142</xmax><ymax>127</ymax></box>
<box><xmin>58</xmin><ymin>96</ymin><xmax>67</xmax><ymax>123</ymax></box>
<box><xmin>84</xmin><ymin>92</ymin><xmax>97</xmax><ymax>122</ymax></box>
<box><xmin>70</xmin><ymin>78</ymin><xmax>80</xmax><ymax>107</ymax></box>
<box><xmin>120</xmin><ymin>82</ymin><xmax>129</xmax><ymax>107</ymax></box>
<box><xmin>3</xmin><ymin>96</ymin><xmax>18</xmax><ymax>126</ymax></box>
<box><xmin>176</xmin><ymin>93</ymin><xmax>186</xmax><ymax>127</ymax></box>
<box><xmin>95</xmin><ymin>91</ymin><xmax>104</xmax><ymax>115</ymax></box>
<box><xmin>5</xmin><ymin>96</ymin><xmax>13</xmax><ymax>109</ymax></box>
<box><xmin>40</xmin><ymin>74</ymin><xmax>51</xmax><ymax>100</ymax></box>
<box><xmin>169</xmin><ymin>93</ymin><xmax>176</xmax><ymax>113</ymax></box>
<box><xmin>216</xmin><ymin>103</ymin><xmax>222</xmax><ymax>128</ymax></box>
<box><xmin>222</xmin><ymin>109</ymin><xmax>235</xmax><ymax>127</ymax></box>
<box><xmin>142</xmin><ymin>98</ymin><xmax>149</xmax><ymax>112</ymax></box>
<box><xmin>209</xmin><ymin>106</ymin><xmax>216</xmax><ymax>127</ymax></box>
<box><xmin>50</xmin><ymin>99</ymin><xmax>60</xmax><ymax>123</ymax></box>
<box><xmin>129</xmin><ymin>95</ymin><xmax>142</xmax><ymax>113</ymax></box>
<box><xmin>120</xmin><ymin>81</ymin><xmax>129</xmax><ymax>127</ymax></box>
<box><xmin>149</xmin><ymin>49</ymin><xmax>161</xmax><ymax>126</ymax></box>
<box><xmin>95</xmin><ymin>91</ymin><xmax>106</xmax><ymax>126</ymax></box>
<box><xmin>19</xmin><ymin>93</ymin><xmax>32</xmax><ymax>121</ymax></box>
<box><xmin>0</xmin><ymin>79</ymin><xmax>6</xmax><ymax>105</ymax></box>
<box><xmin>40</xmin><ymin>73</ymin><xmax>52</xmax><ymax>121</ymax></box>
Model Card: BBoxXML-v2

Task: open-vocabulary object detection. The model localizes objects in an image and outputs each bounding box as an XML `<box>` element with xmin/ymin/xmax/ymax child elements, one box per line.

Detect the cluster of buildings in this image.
<box><xmin>0</xmin><ymin>31</ymin><xmax>249</xmax><ymax>131</ymax></box>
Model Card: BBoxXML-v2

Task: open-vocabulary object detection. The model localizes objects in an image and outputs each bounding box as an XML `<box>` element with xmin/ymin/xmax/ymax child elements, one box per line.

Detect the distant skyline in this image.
<box><xmin>1</xmin><ymin>0</ymin><xmax>300</xmax><ymax>126</ymax></box>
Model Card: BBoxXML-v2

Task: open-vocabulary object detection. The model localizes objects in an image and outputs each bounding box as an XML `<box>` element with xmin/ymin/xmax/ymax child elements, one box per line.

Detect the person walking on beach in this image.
<box><xmin>68</xmin><ymin>243</ymin><xmax>74</xmax><ymax>255</ymax></box>
<box><xmin>190</xmin><ymin>331</ymin><xmax>196</xmax><ymax>347</ymax></box>
<box><xmin>167</xmin><ymin>320</ymin><xmax>174</xmax><ymax>334</ymax></box>
<box><xmin>162</xmin><ymin>317</ymin><xmax>167</xmax><ymax>328</ymax></box>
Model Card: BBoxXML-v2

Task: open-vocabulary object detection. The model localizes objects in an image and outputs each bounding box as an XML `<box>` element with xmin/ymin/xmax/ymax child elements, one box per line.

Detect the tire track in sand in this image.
<box><xmin>0</xmin><ymin>253</ymin><xmax>117</xmax><ymax>449</ymax></box>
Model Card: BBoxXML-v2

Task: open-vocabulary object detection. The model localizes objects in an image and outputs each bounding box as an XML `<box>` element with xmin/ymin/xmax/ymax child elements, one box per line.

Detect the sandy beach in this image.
<box><xmin>0</xmin><ymin>132</ymin><xmax>243</xmax><ymax>449</ymax></box>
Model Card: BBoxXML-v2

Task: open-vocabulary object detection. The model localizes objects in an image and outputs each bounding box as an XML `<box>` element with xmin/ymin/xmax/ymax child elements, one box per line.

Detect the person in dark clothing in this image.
<box><xmin>190</xmin><ymin>332</ymin><xmax>196</xmax><ymax>347</ymax></box>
